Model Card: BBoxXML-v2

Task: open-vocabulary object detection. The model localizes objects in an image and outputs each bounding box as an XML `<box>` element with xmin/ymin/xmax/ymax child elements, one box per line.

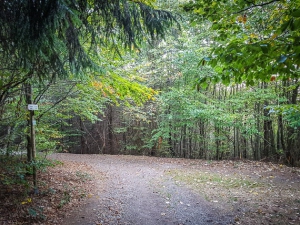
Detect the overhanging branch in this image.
<box><xmin>235</xmin><ymin>0</ymin><xmax>281</xmax><ymax>14</ymax></box>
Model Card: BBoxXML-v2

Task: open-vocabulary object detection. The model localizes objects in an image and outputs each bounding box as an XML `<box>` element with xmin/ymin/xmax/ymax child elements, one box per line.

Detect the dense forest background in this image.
<box><xmin>1</xmin><ymin>0</ymin><xmax>300</xmax><ymax>167</ymax></box>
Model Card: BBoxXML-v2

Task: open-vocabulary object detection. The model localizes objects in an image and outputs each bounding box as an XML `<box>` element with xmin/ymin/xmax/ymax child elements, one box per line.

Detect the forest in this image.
<box><xmin>0</xmin><ymin>1</ymin><xmax>300</xmax><ymax>224</ymax></box>
<box><xmin>0</xmin><ymin>0</ymin><xmax>300</xmax><ymax>185</ymax></box>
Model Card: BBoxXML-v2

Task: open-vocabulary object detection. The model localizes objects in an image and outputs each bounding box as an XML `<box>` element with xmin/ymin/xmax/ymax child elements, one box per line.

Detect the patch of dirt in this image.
<box><xmin>0</xmin><ymin>158</ymin><xmax>105</xmax><ymax>225</ymax></box>
<box><xmin>166</xmin><ymin>160</ymin><xmax>300</xmax><ymax>225</ymax></box>
<box><xmin>1</xmin><ymin>154</ymin><xmax>300</xmax><ymax>225</ymax></box>
<box><xmin>51</xmin><ymin>154</ymin><xmax>235</xmax><ymax>225</ymax></box>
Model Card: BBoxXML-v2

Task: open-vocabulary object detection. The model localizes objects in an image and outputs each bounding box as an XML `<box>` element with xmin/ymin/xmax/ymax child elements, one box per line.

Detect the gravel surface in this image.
<box><xmin>49</xmin><ymin>154</ymin><xmax>235</xmax><ymax>225</ymax></box>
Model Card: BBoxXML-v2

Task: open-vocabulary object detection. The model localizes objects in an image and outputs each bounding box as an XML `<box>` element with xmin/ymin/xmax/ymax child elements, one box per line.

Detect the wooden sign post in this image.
<box><xmin>26</xmin><ymin>84</ymin><xmax>38</xmax><ymax>191</ymax></box>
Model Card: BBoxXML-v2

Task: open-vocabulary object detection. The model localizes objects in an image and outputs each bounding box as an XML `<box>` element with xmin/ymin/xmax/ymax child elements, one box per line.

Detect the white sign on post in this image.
<box><xmin>28</xmin><ymin>104</ymin><xmax>38</xmax><ymax>111</ymax></box>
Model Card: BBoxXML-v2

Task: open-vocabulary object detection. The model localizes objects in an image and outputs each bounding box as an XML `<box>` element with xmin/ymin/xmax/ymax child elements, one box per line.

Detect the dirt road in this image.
<box><xmin>49</xmin><ymin>154</ymin><xmax>234</xmax><ymax>225</ymax></box>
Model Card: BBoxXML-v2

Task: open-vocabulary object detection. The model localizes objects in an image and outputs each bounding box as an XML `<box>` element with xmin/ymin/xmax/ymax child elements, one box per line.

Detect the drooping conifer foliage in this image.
<box><xmin>0</xmin><ymin>0</ymin><xmax>178</xmax><ymax>76</ymax></box>
<box><xmin>0</xmin><ymin>0</ymin><xmax>179</xmax><ymax>123</ymax></box>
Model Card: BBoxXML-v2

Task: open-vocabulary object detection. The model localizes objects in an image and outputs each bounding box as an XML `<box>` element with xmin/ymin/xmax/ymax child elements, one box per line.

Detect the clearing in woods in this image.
<box><xmin>50</xmin><ymin>154</ymin><xmax>300</xmax><ymax>225</ymax></box>
<box><xmin>1</xmin><ymin>153</ymin><xmax>300</xmax><ymax>225</ymax></box>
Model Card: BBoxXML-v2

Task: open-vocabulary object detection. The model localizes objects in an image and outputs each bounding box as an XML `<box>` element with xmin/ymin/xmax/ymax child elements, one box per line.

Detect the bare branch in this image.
<box><xmin>36</xmin><ymin>84</ymin><xmax>78</xmax><ymax>120</ymax></box>
<box><xmin>235</xmin><ymin>0</ymin><xmax>281</xmax><ymax>14</ymax></box>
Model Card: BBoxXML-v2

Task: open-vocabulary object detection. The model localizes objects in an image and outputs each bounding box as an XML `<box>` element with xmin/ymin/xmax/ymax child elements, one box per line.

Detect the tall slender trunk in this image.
<box><xmin>167</xmin><ymin>106</ymin><xmax>174</xmax><ymax>156</ymax></box>
<box><xmin>79</xmin><ymin>117</ymin><xmax>85</xmax><ymax>154</ymax></box>
<box><xmin>262</xmin><ymin>82</ymin><xmax>275</xmax><ymax>159</ymax></box>
<box><xmin>108</xmin><ymin>104</ymin><xmax>114</xmax><ymax>154</ymax></box>
<box><xmin>182</xmin><ymin>124</ymin><xmax>186</xmax><ymax>158</ymax></box>
<box><xmin>198</xmin><ymin>121</ymin><xmax>205</xmax><ymax>158</ymax></box>
<box><xmin>254</xmin><ymin>102</ymin><xmax>261</xmax><ymax>160</ymax></box>
<box><xmin>189</xmin><ymin>127</ymin><xmax>193</xmax><ymax>158</ymax></box>
<box><xmin>278</xmin><ymin>114</ymin><xmax>285</xmax><ymax>157</ymax></box>
<box><xmin>5</xmin><ymin>126</ymin><xmax>11</xmax><ymax>156</ymax></box>
<box><xmin>24</xmin><ymin>82</ymin><xmax>37</xmax><ymax>189</ymax></box>
<box><xmin>215</xmin><ymin>126</ymin><xmax>220</xmax><ymax>160</ymax></box>
<box><xmin>25</xmin><ymin>83</ymin><xmax>33</xmax><ymax>162</ymax></box>
<box><xmin>286</xmin><ymin>83</ymin><xmax>299</xmax><ymax>165</ymax></box>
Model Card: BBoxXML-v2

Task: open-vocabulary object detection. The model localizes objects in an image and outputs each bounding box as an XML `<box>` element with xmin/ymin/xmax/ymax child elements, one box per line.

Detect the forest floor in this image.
<box><xmin>1</xmin><ymin>154</ymin><xmax>300</xmax><ymax>225</ymax></box>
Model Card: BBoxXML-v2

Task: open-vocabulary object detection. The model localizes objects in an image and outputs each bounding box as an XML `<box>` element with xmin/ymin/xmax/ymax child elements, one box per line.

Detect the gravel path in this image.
<box><xmin>49</xmin><ymin>154</ymin><xmax>234</xmax><ymax>225</ymax></box>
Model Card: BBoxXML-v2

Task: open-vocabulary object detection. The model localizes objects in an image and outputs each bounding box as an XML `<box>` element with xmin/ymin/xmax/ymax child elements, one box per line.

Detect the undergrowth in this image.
<box><xmin>0</xmin><ymin>154</ymin><xmax>61</xmax><ymax>190</ymax></box>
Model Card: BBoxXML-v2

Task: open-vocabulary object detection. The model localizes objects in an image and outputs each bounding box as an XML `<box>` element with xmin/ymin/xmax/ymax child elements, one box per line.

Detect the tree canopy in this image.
<box><xmin>182</xmin><ymin>0</ymin><xmax>300</xmax><ymax>85</ymax></box>
<box><xmin>0</xmin><ymin>0</ymin><xmax>179</xmax><ymax>108</ymax></box>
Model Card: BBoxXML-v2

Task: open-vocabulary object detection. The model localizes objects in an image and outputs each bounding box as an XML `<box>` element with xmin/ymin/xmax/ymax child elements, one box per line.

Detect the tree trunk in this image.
<box><xmin>286</xmin><ymin>83</ymin><xmax>299</xmax><ymax>165</ymax></box>
<box><xmin>108</xmin><ymin>104</ymin><xmax>114</xmax><ymax>154</ymax></box>
<box><xmin>24</xmin><ymin>83</ymin><xmax>37</xmax><ymax>189</ymax></box>
<box><xmin>5</xmin><ymin>126</ymin><xmax>11</xmax><ymax>156</ymax></box>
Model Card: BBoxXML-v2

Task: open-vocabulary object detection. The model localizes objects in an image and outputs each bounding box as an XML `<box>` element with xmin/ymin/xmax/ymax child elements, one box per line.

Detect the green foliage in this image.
<box><xmin>280</xmin><ymin>104</ymin><xmax>300</xmax><ymax>129</ymax></box>
<box><xmin>91</xmin><ymin>72</ymin><xmax>157</xmax><ymax>106</ymax></box>
<box><xmin>75</xmin><ymin>171</ymin><xmax>92</xmax><ymax>182</ymax></box>
<box><xmin>0</xmin><ymin>0</ymin><xmax>179</xmax><ymax>77</ymax></box>
<box><xmin>35</xmin><ymin>124</ymin><xmax>64</xmax><ymax>152</ymax></box>
<box><xmin>58</xmin><ymin>190</ymin><xmax>71</xmax><ymax>208</ymax></box>
<box><xmin>0</xmin><ymin>157</ymin><xmax>29</xmax><ymax>186</ymax></box>
<box><xmin>0</xmin><ymin>1</ymin><xmax>180</xmax><ymax>157</ymax></box>
<box><xmin>182</xmin><ymin>0</ymin><xmax>300</xmax><ymax>84</ymax></box>
<box><xmin>0</xmin><ymin>154</ymin><xmax>58</xmax><ymax>188</ymax></box>
<box><xmin>28</xmin><ymin>207</ymin><xmax>46</xmax><ymax>221</ymax></box>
